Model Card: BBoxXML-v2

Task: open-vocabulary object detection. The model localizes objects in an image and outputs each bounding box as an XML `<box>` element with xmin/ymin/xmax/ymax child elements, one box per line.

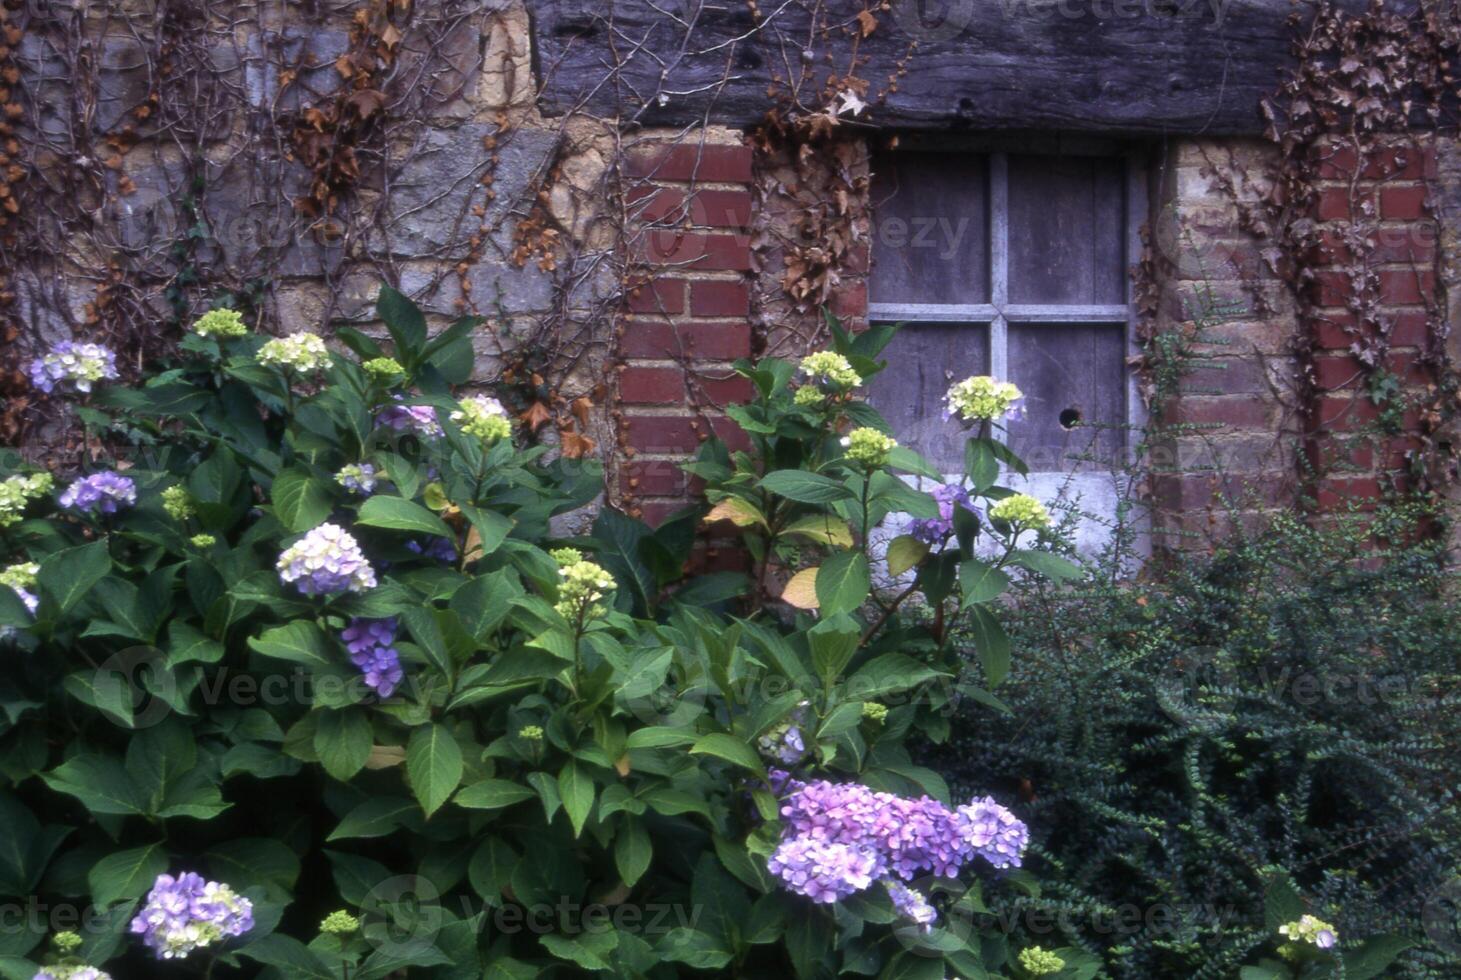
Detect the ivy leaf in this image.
<box><xmin>407</xmin><ymin>724</ymin><xmax>463</xmax><ymax>818</ymax></box>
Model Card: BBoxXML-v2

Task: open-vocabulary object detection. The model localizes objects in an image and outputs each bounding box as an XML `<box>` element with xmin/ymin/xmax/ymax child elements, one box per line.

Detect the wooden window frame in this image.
<box><xmin>868</xmin><ymin>138</ymin><xmax>1149</xmax><ymax>471</ymax></box>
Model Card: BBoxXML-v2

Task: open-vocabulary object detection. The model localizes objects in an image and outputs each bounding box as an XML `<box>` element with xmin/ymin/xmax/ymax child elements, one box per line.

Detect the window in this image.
<box><xmin>867</xmin><ymin>142</ymin><xmax>1143</xmax><ymax>479</ymax></box>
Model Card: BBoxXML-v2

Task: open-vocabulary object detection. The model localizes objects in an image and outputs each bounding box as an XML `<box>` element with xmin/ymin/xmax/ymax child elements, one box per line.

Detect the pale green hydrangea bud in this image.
<box><xmin>0</xmin><ymin>473</ymin><xmax>53</xmax><ymax>528</ymax></box>
<box><xmin>362</xmin><ymin>357</ymin><xmax>405</xmax><ymax>381</ymax></box>
<box><xmin>162</xmin><ymin>485</ymin><xmax>195</xmax><ymax>521</ymax></box>
<box><xmin>451</xmin><ymin>395</ymin><xmax>513</xmax><ymax>443</ymax></box>
<box><xmin>518</xmin><ymin>725</ymin><xmax>544</xmax><ymax>741</ymax></box>
<box><xmin>190</xmin><ymin>534</ymin><xmax>216</xmax><ymax>548</ymax></box>
<box><xmin>319</xmin><ymin>910</ymin><xmax>360</xmax><ymax>935</ymax></box>
<box><xmin>549</xmin><ymin>547</ymin><xmax>583</xmax><ymax>567</ymax></box>
<box><xmin>257</xmin><ymin>332</ymin><xmax>331</xmax><ymax>373</ymax></box>
<box><xmin>989</xmin><ymin>493</ymin><xmax>1051</xmax><ymax>530</ymax></box>
<box><xmin>51</xmin><ymin>931</ymin><xmax>84</xmax><ymax>953</ymax></box>
<box><xmin>1278</xmin><ymin>914</ymin><xmax>1338</xmax><ymax>949</ymax></box>
<box><xmin>0</xmin><ymin>562</ymin><xmax>38</xmax><ymax>591</ymax></box>
<box><xmin>554</xmin><ymin>559</ymin><xmax>616</xmax><ymax>620</ymax></box>
<box><xmin>799</xmin><ymin>350</ymin><xmax>862</xmax><ymax>391</ymax></box>
<box><xmin>793</xmin><ymin>386</ymin><xmax>826</xmax><ymax>408</ymax></box>
<box><xmin>860</xmin><ymin>701</ymin><xmax>888</xmax><ymax>724</ymax></box>
<box><xmin>841</xmin><ymin>427</ymin><xmax>897</xmax><ymax>467</ymax></box>
<box><xmin>1018</xmin><ymin>946</ymin><xmax>1066</xmax><ymax>975</ymax></box>
<box><xmin>191</xmin><ymin>308</ymin><xmax>249</xmax><ymax>339</ymax></box>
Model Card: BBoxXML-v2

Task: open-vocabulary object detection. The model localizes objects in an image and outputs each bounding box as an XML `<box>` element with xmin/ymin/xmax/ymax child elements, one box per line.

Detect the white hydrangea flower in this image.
<box><xmin>257</xmin><ymin>332</ymin><xmax>331</xmax><ymax>374</ymax></box>
<box><xmin>276</xmin><ymin>523</ymin><xmax>377</xmax><ymax>596</ymax></box>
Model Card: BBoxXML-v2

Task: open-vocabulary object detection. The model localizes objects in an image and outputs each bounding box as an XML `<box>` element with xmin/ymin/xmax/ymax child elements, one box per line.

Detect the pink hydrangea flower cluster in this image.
<box><xmin>769</xmin><ymin>778</ymin><xmax>1028</xmax><ymax>928</ymax></box>
<box><xmin>375</xmin><ymin>398</ymin><xmax>442</xmax><ymax>438</ymax></box>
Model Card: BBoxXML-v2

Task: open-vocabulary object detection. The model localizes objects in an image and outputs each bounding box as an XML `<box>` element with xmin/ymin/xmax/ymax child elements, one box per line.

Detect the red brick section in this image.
<box><xmin>617</xmin><ymin>140</ymin><xmax>767</xmax><ymax>529</ymax></box>
<box><xmin>1304</xmin><ymin>136</ymin><xmax>1438</xmax><ymax>511</ymax></box>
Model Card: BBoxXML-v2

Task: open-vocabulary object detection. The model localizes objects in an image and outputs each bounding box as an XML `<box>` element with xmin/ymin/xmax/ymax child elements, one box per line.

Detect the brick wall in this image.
<box><xmin>1142</xmin><ymin>135</ymin><xmax>1448</xmax><ymax>550</ymax></box>
<box><xmin>1304</xmin><ymin>136</ymin><xmax>1440</xmax><ymax>511</ymax></box>
<box><xmin>616</xmin><ymin>137</ymin><xmax>757</xmax><ymax>528</ymax></box>
<box><xmin>1146</xmin><ymin>140</ymin><xmax>1304</xmax><ymax>549</ymax></box>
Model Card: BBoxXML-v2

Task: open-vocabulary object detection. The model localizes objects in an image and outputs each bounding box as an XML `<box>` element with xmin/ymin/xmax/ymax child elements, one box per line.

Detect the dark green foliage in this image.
<box><xmin>923</xmin><ymin>507</ymin><xmax>1461</xmax><ymax>977</ymax></box>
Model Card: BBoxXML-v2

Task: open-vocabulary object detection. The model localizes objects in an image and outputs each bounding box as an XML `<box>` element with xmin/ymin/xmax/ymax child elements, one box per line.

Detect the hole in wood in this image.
<box><xmin>1059</xmin><ymin>407</ymin><xmax>1083</xmax><ymax>430</ymax></box>
<box><xmin>554</xmin><ymin>18</ymin><xmax>597</xmax><ymax>40</ymax></box>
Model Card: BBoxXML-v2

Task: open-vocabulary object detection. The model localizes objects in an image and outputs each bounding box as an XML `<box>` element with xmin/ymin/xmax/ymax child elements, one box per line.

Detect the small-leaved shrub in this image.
<box><xmin>924</xmin><ymin>505</ymin><xmax>1459</xmax><ymax>979</ymax></box>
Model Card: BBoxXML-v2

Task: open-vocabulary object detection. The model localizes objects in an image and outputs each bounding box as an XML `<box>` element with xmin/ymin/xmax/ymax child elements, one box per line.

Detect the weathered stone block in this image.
<box><xmin>375</xmin><ymin>123</ymin><xmax>558</xmax><ymax>257</ymax></box>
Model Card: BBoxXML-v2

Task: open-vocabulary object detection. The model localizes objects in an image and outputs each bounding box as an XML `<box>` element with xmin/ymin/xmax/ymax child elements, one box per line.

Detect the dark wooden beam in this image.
<box><xmin>532</xmin><ymin>0</ymin><xmax>1316</xmax><ymax>136</ymax></box>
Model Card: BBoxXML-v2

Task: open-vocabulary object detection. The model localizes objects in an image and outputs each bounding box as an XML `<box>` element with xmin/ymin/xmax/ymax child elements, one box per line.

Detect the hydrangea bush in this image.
<box><xmin>0</xmin><ymin>294</ymin><xmax>1083</xmax><ymax>978</ymax></box>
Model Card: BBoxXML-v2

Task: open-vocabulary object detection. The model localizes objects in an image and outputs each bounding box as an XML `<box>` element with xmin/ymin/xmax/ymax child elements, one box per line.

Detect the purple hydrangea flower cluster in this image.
<box><xmin>375</xmin><ymin>398</ymin><xmax>442</xmax><ymax>438</ymax></box>
<box><xmin>129</xmin><ymin>872</ymin><xmax>254</xmax><ymax>960</ymax></box>
<box><xmin>28</xmin><ymin>341</ymin><xmax>119</xmax><ymax>394</ymax></box>
<box><xmin>758</xmin><ymin>724</ymin><xmax>805</xmax><ymax>765</ymax></box>
<box><xmin>957</xmin><ymin>796</ymin><xmax>1031</xmax><ymax>869</ymax></box>
<box><xmin>34</xmin><ymin>968</ymin><xmax>112</xmax><ymax>980</ymax></box>
<box><xmin>758</xmin><ymin>702</ymin><xmax>810</xmax><ymax>765</ymax></box>
<box><xmin>340</xmin><ymin>617</ymin><xmax>405</xmax><ymax>697</ymax></box>
<box><xmin>15</xmin><ymin>589</ymin><xmax>38</xmax><ymax>616</ymax></box>
<box><xmin>275</xmin><ymin>523</ymin><xmax>377</xmax><ymax>596</ymax></box>
<box><xmin>58</xmin><ymin>472</ymin><xmax>136</xmax><ymax>515</ymax></box>
<box><xmin>406</xmin><ymin>536</ymin><xmax>457</xmax><ymax>563</ymax></box>
<box><xmin>766</xmin><ymin>837</ymin><xmax>880</xmax><ymax>903</ymax></box>
<box><xmin>335</xmin><ymin>463</ymin><xmax>383</xmax><ymax>496</ymax></box>
<box><xmin>908</xmin><ymin>484</ymin><xmax>981</xmax><ymax>545</ymax></box>
<box><xmin>770</xmin><ymin>779</ymin><xmax>1028</xmax><ymax>923</ymax></box>
<box><xmin>885</xmin><ymin>880</ymin><xmax>939</xmax><ymax>933</ymax></box>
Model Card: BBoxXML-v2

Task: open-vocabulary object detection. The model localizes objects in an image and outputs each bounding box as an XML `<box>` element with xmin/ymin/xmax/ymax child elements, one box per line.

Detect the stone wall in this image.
<box><xmin>6</xmin><ymin>2</ymin><xmax>1453</xmax><ymax>548</ymax></box>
